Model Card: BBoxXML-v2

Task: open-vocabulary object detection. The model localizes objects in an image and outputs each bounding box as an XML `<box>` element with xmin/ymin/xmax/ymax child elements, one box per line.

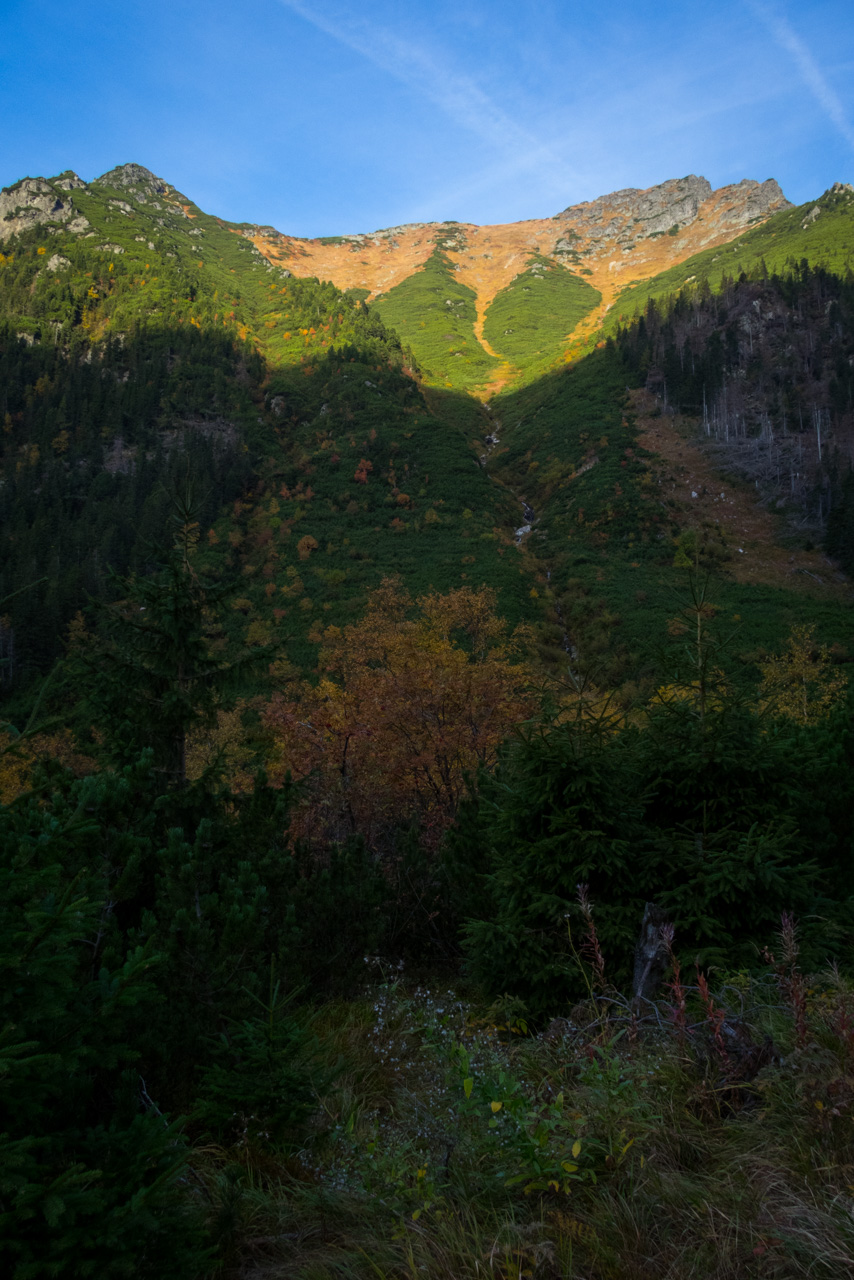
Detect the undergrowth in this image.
<box><xmin>192</xmin><ymin>917</ymin><xmax>854</xmax><ymax>1279</ymax></box>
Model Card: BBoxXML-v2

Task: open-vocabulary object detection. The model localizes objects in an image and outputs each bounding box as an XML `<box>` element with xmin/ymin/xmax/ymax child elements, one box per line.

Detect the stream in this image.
<box><xmin>479</xmin><ymin>405</ymin><xmax>576</xmax><ymax>664</ymax></box>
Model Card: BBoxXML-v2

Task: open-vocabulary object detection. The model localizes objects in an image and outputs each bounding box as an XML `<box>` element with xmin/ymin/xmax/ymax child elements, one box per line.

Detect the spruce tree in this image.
<box><xmin>77</xmin><ymin>491</ymin><xmax>253</xmax><ymax>788</ymax></box>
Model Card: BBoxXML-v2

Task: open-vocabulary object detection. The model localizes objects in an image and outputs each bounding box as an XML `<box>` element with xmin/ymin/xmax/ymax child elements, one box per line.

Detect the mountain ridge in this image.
<box><xmin>1</xmin><ymin>164</ymin><xmax>792</xmax><ymax>391</ymax></box>
<box><xmin>242</xmin><ymin>173</ymin><xmax>791</xmax><ymax>388</ymax></box>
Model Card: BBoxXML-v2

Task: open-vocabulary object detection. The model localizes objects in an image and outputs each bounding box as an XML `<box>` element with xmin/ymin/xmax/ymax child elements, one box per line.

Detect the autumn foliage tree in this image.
<box><xmin>262</xmin><ymin>578</ymin><xmax>534</xmax><ymax>847</ymax></box>
<box><xmin>759</xmin><ymin>623</ymin><xmax>848</xmax><ymax>725</ymax></box>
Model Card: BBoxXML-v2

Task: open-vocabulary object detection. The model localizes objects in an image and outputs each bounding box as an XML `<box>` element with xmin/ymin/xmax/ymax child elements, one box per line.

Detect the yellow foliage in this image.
<box><xmin>0</xmin><ymin>733</ymin><xmax>32</xmax><ymax>804</ymax></box>
<box><xmin>654</xmin><ymin>676</ymin><xmax>728</xmax><ymax>713</ymax></box>
<box><xmin>245</xmin><ymin>618</ymin><xmax>273</xmax><ymax>647</ymax></box>
<box><xmin>186</xmin><ymin>703</ymin><xmax>255</xmax><ymax>793</ymax></box>
<box><xmin>759</xmin><ymin>624</ymin><xmax>847</xmax><ymax>725</ymax></box>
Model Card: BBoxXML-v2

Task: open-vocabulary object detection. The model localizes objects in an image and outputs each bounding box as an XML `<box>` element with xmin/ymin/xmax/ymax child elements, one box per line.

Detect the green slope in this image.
<box><xmin>482</xmin><ymin>255</ymin><xmax>600</xmax><ymax>378</ymax></box>
<box><xmin>2</xmin><ymin>163</ymin><xmax>853</xmax><ymax>700</ymax></box>
<box><xmin>487</xmin><ymin>343</ymin><xmax>852</xmax><ymax>686</ymax></box>
<box><xmin>0</xmin><ymin>168</ymin><xmax>540</xmax><ymax>693</ymax></box>
<box><xmin>370</xmin><ymin>242</ymin><xmax>500</xmax><ymax>391</ymax></box>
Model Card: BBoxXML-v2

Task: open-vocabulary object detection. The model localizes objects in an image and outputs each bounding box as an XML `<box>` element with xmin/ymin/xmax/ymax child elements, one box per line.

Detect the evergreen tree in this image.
<box><xmin>76</xmin><ymin>494</ymin><xmax>254</xmax><ymax>787</ymax></box>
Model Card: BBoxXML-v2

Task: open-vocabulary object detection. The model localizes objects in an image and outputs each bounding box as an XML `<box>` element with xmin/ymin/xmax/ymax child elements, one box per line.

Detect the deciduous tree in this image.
<box><xmin>262</xmin><ymin>578</ymin><xmax>534</xmax><ymax>846</ymax></box>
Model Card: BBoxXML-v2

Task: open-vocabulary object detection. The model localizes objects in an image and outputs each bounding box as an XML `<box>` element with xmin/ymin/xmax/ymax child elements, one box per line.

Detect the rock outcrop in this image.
<box><xmin>553</xmin><ymin>176</ymin><xmax>790</xmax><ymax>260</ymax></box>
<box><xmin>93</xmin><ymin>163</ymin><xmax>171</xmax><ymax>197</ymax></box>
<box><xmin>557</xmin><ymin>174</ymin><xmax>713</xmax><ymax>238</ymax></box>
<box><xmin>0</xmin><ymin>177</ymin><xmax>80</xmax><ymax>243</ymax></box>
<box><xmin>51</xmin><ymin>171</ymin><xmax>87</xmax><ymax>191</ymax></box>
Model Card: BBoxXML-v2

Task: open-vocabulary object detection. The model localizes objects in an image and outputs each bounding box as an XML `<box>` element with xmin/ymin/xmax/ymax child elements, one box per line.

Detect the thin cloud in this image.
<box><xmin>748</xmin><ymin>0</ymin><xmax>854</xmax><ymax>151</ymax></box>
<box><xmin>276</xmin><ymin>0</ymin><xmax>582</xmax><ymax>205</ymax></box>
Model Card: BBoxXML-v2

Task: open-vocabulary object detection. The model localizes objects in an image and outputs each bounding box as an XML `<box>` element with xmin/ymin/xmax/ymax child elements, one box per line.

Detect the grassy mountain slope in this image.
<box><xmin>2</xmin><ymin>163</ymin><xmax>852</xmax><ymax>705</ymax></box>
<box><xmin>370</xmin><ymin>243</ymin><xmax>501</xmax><ymax>392</ymax></box>
<box><xmin>482</xmin><ymin>255</ymin><xmax>601</xmax><ymax>378</ymax></box>
<box><xmin>487</xmin><ymin>346</ymin><xmax>851</xmax><ymax>687</ymax></box>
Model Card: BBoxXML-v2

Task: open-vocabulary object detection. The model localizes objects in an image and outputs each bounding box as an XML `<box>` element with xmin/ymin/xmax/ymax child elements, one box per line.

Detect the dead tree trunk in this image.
<box><xmin>632</xmin><ymin>903</ymin><xmax>670</xmax><ymax>1007</ymax></box>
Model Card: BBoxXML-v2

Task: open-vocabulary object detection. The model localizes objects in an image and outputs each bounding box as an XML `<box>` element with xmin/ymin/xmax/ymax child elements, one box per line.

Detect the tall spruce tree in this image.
<box><xmin>76</xmin><ymin>491</ymin><xmax>254</xmax><ymax>788</ymax></box>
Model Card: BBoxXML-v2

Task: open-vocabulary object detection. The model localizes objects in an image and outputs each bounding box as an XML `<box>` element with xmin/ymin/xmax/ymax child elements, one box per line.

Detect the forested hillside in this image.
<box><xmin>3</xmin><ymin>163</ymin><xmax>854</xmax><ymax>1280</ymax></box>
<box><xmin>0</xmin><ymin>166</ymin><xmax>534</xmax><ymax>700</ymax></box>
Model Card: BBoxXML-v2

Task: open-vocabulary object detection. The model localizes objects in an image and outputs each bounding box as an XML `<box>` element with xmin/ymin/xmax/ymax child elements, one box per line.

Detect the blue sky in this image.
<box><xmin>2</xmin><ymin>0</ymin><xmax>853</xmax><ymax>235</ymax></box>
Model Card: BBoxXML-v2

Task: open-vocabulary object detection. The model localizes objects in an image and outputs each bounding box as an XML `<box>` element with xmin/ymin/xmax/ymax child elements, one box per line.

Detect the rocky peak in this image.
<box><xmin>712</xmin><ymin>178</ymin><xmax>791</xmax><ymax>228</ymax></box>
<box><xmin>94</xmin><ymin>163</ymin><xmax>171</xmax><ymax>196</ymax></box>
<box><xmin>51</xmin><ymin>171</ymin><xmax>87</xmax><ymax>191</ymax></box>
<box><xmin>548</xmin><ymin>175</ymin><xmax>791</xmax><ymax>263</ymax></box>
<box><xmin>824</xmin><ymin>182</ymin><xmax>854</xmax><ymax>201</ymax></box>
<box><xmin>558</xmin><ymin>175</ymin><xmax>713</xmax><ymax>236</ymax></box>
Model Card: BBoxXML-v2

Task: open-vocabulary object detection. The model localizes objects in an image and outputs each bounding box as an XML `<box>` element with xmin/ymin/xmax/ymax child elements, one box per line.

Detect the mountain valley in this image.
<box><xmin>1</xmin><ymin>161</ymin><xmax>853</xmax><ymax>702</ymax></box>
<box><xmin>4</xmin><ymin>157</ymin><xmax>854</xmax><ymax>1280</ymax></box>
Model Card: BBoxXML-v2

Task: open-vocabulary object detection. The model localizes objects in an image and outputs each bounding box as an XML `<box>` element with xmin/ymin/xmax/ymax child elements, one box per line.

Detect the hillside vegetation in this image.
<box><xmin>608</xmin><ymin>184</ymin><xmax>854</xmax><ymax>336</ymax></box>
<box><xmin>2</xmin><ymin>163</ymin><xmax>854</xmax><ymax>1280</ymax></box>
<box><xmin>482</xmin><ymin>256</ymin><xmax>601</xmax><ymax>379</ymax></box>
<box><xmin>0</xmin><ymin>170</ymin><xmax>535</xmax><ymax>698</ymax></box>
<box><xmin>371</xmin><ymin>242</ymin><xmax>501</xmax><ymax>391</ymax></box>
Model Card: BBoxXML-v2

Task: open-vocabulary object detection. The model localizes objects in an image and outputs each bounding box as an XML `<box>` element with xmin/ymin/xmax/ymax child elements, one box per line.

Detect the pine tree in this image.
<box><xmin>76</xmin><ymin>491</ymin><xmax>259</xmax><ymax>787</ymax></box>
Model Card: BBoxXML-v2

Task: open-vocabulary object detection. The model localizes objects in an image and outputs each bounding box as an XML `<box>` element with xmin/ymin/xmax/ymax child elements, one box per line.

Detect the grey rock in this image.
<box><xmin>0</xmin><ymin>177</ymin><xmax>76</xmax><ymax>242</ymax></box>
<box><xmin>554</xmin><ymin>175</ymin><xmax>791</xmax><ymax>251</ymax></box>
<box><xmin>557</xmin><ymin>176</ymin><xmax>712</xmax><ymax>234</ymax></box>
<box><xmin>51</xmin><ymin>171</ymin><xmax>87</xmax><ymax>191</ymax></box>
<box><xmin>713</xmin><ymin>178</ymin><xmax>792</xmax><ymax>227</ymax></box>
<box><xmin>94</xmin><ymin>163</ymin><xmax>172</xmax><ymax>197</ymax></box>
<box><xmin>46</xmin><ymin>253</ymin><xmax>71</xmax><ymax>272</ymax></box>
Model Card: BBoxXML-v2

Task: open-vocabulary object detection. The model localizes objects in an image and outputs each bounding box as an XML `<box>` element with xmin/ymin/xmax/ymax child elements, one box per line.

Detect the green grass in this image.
<box><xmin>371</xmin><ymin>249</ymin><xmax>500</xmax><ymax>391</ymax></box>
<box><xmin>482</xmin><ymin>256</ymin><xmax>601</xmax><ymax>378</ymax></box>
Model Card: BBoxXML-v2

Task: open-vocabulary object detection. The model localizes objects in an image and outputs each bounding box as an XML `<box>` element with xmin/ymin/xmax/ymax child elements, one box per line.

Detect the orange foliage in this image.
<box><xmin>261</xmin><ymin>579</ymin><xmax>534</xmax><ymax>848</ymax></box>
<box><xmin>353</xmin><ymin>458</ymin><xmax>373</xmax><ymax>485</ymax></box>
<box><xmin>297</xmin><ymin>535</ymin><xmax>319</xmax><ymax>560</ymax></box>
